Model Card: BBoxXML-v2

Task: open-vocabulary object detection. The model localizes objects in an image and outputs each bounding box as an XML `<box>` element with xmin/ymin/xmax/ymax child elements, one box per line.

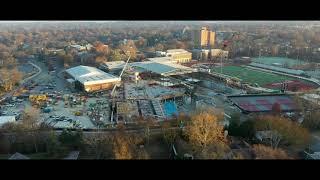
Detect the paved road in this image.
<box><xmin>20</xmin><ymin>61</ymin><xmax>42</xmax><ymax>84</ymax></box>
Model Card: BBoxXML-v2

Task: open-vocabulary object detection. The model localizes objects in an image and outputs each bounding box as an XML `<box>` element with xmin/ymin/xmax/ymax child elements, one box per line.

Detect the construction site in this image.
<box><xmin>2</xmin><ymin>31</ymin><xmax>320</xmax><ymax>131</ymax></box>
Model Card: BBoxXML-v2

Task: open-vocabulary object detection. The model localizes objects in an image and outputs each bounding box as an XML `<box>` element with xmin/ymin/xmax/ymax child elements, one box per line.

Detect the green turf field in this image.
<box><xmin>252</xmin><ymin>57</ymin><xmax>302</xmax><ymax>67</ymax></box>
<box><xmin>211</xmin><ymin>66</ymin><xmax>295</xmax><ymax>86</ymax></box>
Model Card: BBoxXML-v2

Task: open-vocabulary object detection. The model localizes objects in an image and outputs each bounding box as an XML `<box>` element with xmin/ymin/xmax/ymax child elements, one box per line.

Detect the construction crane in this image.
<box><xmin>110</xmin><ymin>54</ymin><xmax>131</xmax><ymax>97</ymax></box>
<box><xmin>110</xmin><ymin>49</ymin><xmax>132</xmax><ymax>124</ymax></box>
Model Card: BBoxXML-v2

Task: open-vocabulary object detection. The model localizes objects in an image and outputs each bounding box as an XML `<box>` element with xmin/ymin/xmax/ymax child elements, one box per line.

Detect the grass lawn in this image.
<box><xmin>211</xmin><ymin>66</ymin><xmax>295</xmax><ymax>87</ymax></box>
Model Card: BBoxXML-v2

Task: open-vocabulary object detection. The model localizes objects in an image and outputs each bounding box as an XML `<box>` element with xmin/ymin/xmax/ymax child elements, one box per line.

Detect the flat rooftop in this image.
<box><xmin>101</xmin><ymin>61</ymin><xmax>126</xmax><ymax>70</ymax></box>
<box><xmin>147</xmin><ymin>57</ymin><xmax>173</xmax><ymax>62</ymax></box>
<box><xmin>228</xmin><ymin>94</ymin><xmax>297</xmax><ymax>113</ymax></box>
<box><xmin>167</xmin><ymin>49</ymin><xmax>189</xmax><ymax>53</ymax></box>
<box><xmin>129</xmin><ymin>61</ymin><xmax>194</xmax><ymax>76</ymax></box>
<box><xmin>66</xmin><ymin>65</ymin><xmax>121</xmax><ymax>85</ymax></box>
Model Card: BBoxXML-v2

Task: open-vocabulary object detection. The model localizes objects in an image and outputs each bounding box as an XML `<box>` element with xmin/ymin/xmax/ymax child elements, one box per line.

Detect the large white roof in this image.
<box><xmin>66</xmin><ymin>65</ymin><xmax>121</xmax><ymax>85</ymax></box>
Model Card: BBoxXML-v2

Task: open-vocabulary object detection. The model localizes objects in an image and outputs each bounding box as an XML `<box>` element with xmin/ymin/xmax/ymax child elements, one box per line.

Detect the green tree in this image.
<box><xmin>228</xmin><ymin>116</ymin><xmax>255</xmax><ymax>139</ymax></box>
<box><xmin>46</xmin><ymin>131</ymin><xmax>65</xmax><ymax>157</ymax></box>
<box><xmin>109</xmin><ymin>49</ymin><xmax>124</xmax><ymax>61</ymax></box>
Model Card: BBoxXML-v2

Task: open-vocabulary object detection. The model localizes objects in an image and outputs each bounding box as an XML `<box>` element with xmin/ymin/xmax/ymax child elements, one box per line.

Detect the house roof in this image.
<box><xmin>64</xmin><ymin>151</ymin><xmax>80</xmax><ymax>160</ymax></box>
<box><xmin>9</xmin><ymin>152</ymin><xmax>30</xmax><ymax>160</ymax></box>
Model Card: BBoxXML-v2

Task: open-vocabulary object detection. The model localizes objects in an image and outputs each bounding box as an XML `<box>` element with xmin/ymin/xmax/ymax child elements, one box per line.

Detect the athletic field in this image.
<box><xmin>211</xmin><ymin>66</ymin><xmax>295</xmax><ymax>86</ymax></box>
<box><xmin>252</xmin><ymin>57</ymin><xmax>302</xmax><ymax>68</ymax></box>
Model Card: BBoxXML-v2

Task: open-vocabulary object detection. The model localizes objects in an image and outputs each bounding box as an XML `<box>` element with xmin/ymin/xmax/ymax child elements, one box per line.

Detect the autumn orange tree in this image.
<box><xmin>184</xmin><ymin>108</ymin><xmax>226</xmax><ymax>154</ymax></box>
<box><xmin>254</xmin><ymin>115</ymin><xmax>311</xmax><ymax>149</ymax></box>
<box><xmin>94</xmin><ymin>41</ymin><xmax>109</xmax><ymax>56</ymax></box>
<box><xmin>0</xmin><ymin>67</ymin><xmax>22</xmax><ymax>92</ymax></box>
<box><xmin>112</xmin><ymin>124</ymin><xmax>146</xmax><ymax>159</ymax></box>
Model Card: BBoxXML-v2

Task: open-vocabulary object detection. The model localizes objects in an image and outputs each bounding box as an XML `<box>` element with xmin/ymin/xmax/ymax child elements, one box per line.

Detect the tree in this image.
<box><xmin>109</xmin><ymin>49</ymin><xmax>125</xmax><ymax>62</ymax></box>
<box><xmin>185</xmin><ymin>108</ymin><xmax>226</xmax><ymax>152</ymax></box>
<box><xmin>95</xmin><ymin>55</ymin><xmax>107</xmax><ymax>64</ymax></box>
<box><xmin>58</xmin><ymin>129</ymin><xmax>84</xmax><ymax>150</ymax></box>
<box><xmin>22</xmin><ymin>107</ymin><xmax>41</xmax><ymax>153</ymax></box>
<box><xmin>94</xmin><ymin>41</ymin><xmax>109</xmax><ymax>56</ymax></box>
<box><xmin>5</xmin><ymin>107</ymin><xmax>43</xmax><ymax>153</ymax></box>
<box><xmin>135</xmin><ymin>37</ymin><xmax>147</xmax><ymax>49</ymax></box>
<box><xmin>20</xmin><ymin>107</ymin><xmax>40</xmax><ymax>130</ymax></box>
<box><xmin>197</xmin><ymin>141</ymin><xmax>230</xmax><ymax>159</ymax></box>
<box><xmin>112</xmin><ymin>132</ymin><xmax>133</xmax><ymax>159</ymax></box>
<box><xmin>0</xmin><ymin>67</ymin><xmax>22</xmax><ymax>92</ymax></box>
<box><xmin>302</xmin><ymin>110</ymin><xmax>320</xmax><ymax>131</ymax></box>
<box><xmin>112</xmin><ymin>125</ymin><xmax>144</xmax><ymax>159</ymax></box>
<box><xmin>154</xmin><ymin>44</ymin><xmax>164</xmax><ymax>51</ymax></box>
<box><xmin>228</xmin><ymin>114</ymin><xmax>255</xmax><ymax>139</ymax></box>
<box><xmin>252</xmin><ymin>144</ymin><xmax>290</xmax><ymax>159</ymax></box>
<box><xmin>161</xmin><ymin>121</ymin><xmax>178</xmax><ymax>148</ymax></box>
<box><xmin>84</xmin><ymin>133</ymin><xmax>113</xmax><ymax>159</ymax></box>
<box><xmin>254</xmin><ymin>115</ymin><xmax>311</xmax><ymax>149</ymax></box>
<box><xmin>61</xmin><ymin>54</ymin><xmax>73</xmax><ymax>67</ymax></box>
<box><xmin>119</xmin><ymin>40</ymin><xmax>138</xmax><ymax>59</ymax></box>
<box><xmin>46</xmin><ymin>131</ymin><xmax>65</xmax><ymax>157</ymax></box>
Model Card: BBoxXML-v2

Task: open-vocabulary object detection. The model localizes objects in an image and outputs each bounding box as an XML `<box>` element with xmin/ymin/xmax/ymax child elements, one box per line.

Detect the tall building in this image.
<box><xmin>208</xmin><ymin>31</ymin><xmax>215</xmax><ymax>47</ymax></box>
<box><xmin>192</xmin><ymin>27</ymin><xmax>215</xmax><ymax>48</ymax></box>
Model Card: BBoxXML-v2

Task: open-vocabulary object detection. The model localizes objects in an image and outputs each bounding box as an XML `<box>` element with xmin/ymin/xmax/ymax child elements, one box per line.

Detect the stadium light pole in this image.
<box><xmin>305</xmin><ymin>46</ymin><xmax>308</xmax><ymax>63</ymax></box>
<box><xmin>220</xmin><ymin>53</ymin><xmax>223</xmax><ymax>74</ymax></box>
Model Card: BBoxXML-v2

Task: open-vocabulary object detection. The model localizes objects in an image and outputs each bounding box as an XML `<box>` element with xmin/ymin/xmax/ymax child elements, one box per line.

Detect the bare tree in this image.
<box><xmin>252</xmin><ymin>144</ymin><xmax>291</xmax><ymax>159</ymax></box>
<box><xmin>254</xmin><ymin>115</ymin><xmax>311</xmax><ymax>149</ymax></box>
<box><xmin>161</xmin><ymin>121</ymin><xmax>178</xmax><ymax>148</ymax></box>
